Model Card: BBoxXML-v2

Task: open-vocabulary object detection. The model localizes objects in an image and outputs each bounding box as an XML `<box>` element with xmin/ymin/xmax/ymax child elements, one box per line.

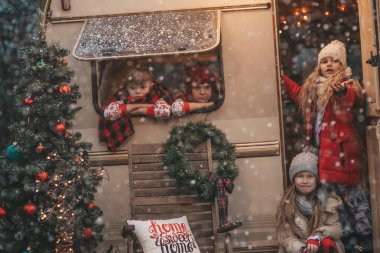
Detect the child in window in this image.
<box><xmin>171</xmin><ymin>64</ymin><xmax>219</xmax><ymax>116</ymax></box>
<box><xmin>277</xmin><ymin>148</ymin><xmax>344</xmax><ymax>253</ymax></box>
<box><xmin>99</xmin><ymin>67</ymin><xmax>173</xmax><ymax>150</ymax></box>
<box><xmin>282</xmin><ymin>40</ymin><xmax>372</xmax><ymax>252</ymax></box>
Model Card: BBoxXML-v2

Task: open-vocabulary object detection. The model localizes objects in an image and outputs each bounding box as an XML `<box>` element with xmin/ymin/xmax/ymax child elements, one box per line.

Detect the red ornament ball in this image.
<box><xmin>36</xmin><ymin>144</ymin><xmax>45</xmax><ymax>153</ymax></box>
<box><xmin>58</xmin><ymin>85</ymin><xmax>71</xmax><ymax>94</ymax></box>
<box><xmin>0</xmin><ymin>207</ymin><xmax>7</xmax><ymax>216</ymax></box>
<box><xmin>36</xmin><ymin>171</ymin><xmax>48</xmax><ymax>182</ymax></box>
<box><xmin>87</xmin><ymin>202</ymin><xmax>95</xmax><ymax>209</ymax></box>
<box><xmin>24</xmin><ymin>98</ymin><xmax>33</xmax><ymax>105</ymax></box>
<box><xmin>83</xmin><ymin>228</ymin><xmax>93</xmax><ymax>238</ymax></box>
<box><xmin>55</xmin><ymin>122</ymin><xmax>66</xmax><ymax>135</ymax></box>
<box><xmin>23</xmin><ymin>203</ymin><xmax>37</xmax><ymax>215</ymax></box>
<box><xmin>62</xmin><ymin>57</ymin><xmax>69</xmax><ymax>66</ymax></box>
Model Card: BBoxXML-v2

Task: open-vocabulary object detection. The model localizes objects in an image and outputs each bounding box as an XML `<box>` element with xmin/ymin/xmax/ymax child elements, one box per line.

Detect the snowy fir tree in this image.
<box><xmin>0</xmin><ymin>0</ymin><xmax>42</xmax><ymax>148</ymax></box>
<box><xmin>0</xmin><ymin>22</ymin><xmax>103</xmax><ymax>252</ymax></box>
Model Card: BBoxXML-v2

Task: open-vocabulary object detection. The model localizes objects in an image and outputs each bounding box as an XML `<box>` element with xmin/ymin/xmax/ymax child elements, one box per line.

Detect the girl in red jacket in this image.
<box><xmin>282</xmin><ymin>40</ymin><xmax>372</xmax><ymax>252</ymax></box>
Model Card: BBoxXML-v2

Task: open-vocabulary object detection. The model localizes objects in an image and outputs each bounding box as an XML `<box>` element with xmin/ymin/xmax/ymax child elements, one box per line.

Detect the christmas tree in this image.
<box><xmin>0</xmin><ymin>21</ymin><xmax>103</xmax><ymax>252</ymax></box>
<box><xmin>0</xmin><ymin>0</ymin><xmax>41</xmax><ymax>148</ymax></box>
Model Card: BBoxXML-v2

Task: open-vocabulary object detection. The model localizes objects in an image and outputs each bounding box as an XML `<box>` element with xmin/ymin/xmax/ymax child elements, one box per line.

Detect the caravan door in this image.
<box><xmin>359</xmin><ymin>0</ymin><xmax>380</xmax><ymax>252</ymax></box>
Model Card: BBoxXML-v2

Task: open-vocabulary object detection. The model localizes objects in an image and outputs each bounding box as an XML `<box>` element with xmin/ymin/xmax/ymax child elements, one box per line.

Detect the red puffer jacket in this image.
<box><xmin>282</xmin><ymin>75</ymin><xmax>363</xmax><ymax>186</ymax></box>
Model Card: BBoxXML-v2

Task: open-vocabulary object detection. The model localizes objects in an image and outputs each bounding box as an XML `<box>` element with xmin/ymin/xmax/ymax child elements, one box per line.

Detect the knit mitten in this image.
<box><xmin>306</xmin><ymin>233</ymin><xmax>321</xmax><ymax>246</ymax></box>
<box><xmin>103</xmin><ymin>101</ymin><xmax>127</xmax><ymax>121</ymax></box>
<box><xmin>146</xmin><ymin>98</ymin><xmax>171</xmax><ymax>119</ymax></box>
<box><xmin>171</xmin><ymin>98</ymin><xmax>190</xmax><ymax>117</ymax></box>
<box><xmin>302</xmin><ymin>233</ymin><xmax>321</xmax><ymax>252</ymax></box>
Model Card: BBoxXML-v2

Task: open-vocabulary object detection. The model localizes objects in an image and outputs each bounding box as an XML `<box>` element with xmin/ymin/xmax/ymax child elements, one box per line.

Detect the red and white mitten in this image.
<box><xmin>303</xmin><ymin>233</ymin><xmax>321</xmax><ymax>252</ymax></box>
<box><xmin>103</xmin><ymin>101</ymin><xmax>127</xmax><ymax>121</ymax></box>
<box><xmin>171</xmin><ymin>98</ymin><xmax>190</xmax><ymax>117</ymax></box>
<box><xmin>146</xmin><ymin>98</ymin><xmax>171</xmax><ymax>119</ymax></box>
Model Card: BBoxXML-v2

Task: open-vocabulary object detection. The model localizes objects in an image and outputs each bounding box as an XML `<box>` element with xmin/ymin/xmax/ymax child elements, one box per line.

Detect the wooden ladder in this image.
<box><xmin>122</xmin><ymin>141</ymin><xmax>221</xmax><ymax>252</ymax></box>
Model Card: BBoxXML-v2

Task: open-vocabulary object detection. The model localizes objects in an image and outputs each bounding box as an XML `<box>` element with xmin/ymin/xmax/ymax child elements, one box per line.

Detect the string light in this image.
<box><xmin>338</xmin><ymin>3</ymin><xmax>346</xmax><ymax>12</ymax></box>
<box><xmin>39</xmin><ymin>157</ymin><xmax>77</xmax><ymax>253</ymax></box>
<box><xmin>300</xmin><ymin>6</ymin><xmax>309</xmax><ymax>14</ymax></box>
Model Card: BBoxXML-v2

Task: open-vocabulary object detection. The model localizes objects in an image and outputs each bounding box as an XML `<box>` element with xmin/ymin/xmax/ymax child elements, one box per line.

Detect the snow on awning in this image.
<box><xmin>73</xmin><ymin>10</ymin><xmax>221</xmax><ymax>60</ymax></box>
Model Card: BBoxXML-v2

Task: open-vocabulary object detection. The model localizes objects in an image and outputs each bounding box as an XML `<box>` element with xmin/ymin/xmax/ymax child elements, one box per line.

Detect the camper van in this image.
<box><xmin>43</xmin><ymin>0</ymin><xmax>380</xmax><ymax>252</ymax></box>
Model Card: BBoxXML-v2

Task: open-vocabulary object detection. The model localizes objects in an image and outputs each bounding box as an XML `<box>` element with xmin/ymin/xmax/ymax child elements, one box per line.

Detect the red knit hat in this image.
<box><xmin>184</xmin><ymin>64</ymin><xmax>217</xmax><ymax>96</ymax></box>
<box><xmin>186</xmin><ymin>65</ymin><xmax>215</xmax><ymax>83</ymax></box>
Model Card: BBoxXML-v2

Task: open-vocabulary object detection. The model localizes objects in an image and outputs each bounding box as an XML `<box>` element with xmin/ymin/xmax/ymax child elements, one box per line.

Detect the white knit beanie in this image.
<box><xmin>317</xmin><ymin>40</ymin><xmax>347</xmax><ymax>67</ymax></box>
<box><xmin>289</xmin><ymin>150</ymin><xmax>319</xmax><ymax>183</ymax></box>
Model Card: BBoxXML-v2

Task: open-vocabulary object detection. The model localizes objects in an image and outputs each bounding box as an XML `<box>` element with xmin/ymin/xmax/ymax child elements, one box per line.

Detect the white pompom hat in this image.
<box><xmin>317</xmin><ymin>40</ymin><xmax>347</xmax><ymax>67</ymax></box>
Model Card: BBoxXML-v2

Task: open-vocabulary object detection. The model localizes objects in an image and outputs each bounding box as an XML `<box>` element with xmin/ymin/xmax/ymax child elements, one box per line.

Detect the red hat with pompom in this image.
<box><xmin>185</xmin><ymin>65</ymin><xmax>217</xmax><ymax>94</ymax></box>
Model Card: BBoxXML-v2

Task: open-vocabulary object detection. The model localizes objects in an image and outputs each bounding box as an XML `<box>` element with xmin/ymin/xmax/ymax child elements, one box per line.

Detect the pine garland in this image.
<box><xmin>163</xmin><ymin>121</ymin><xmax>238</xmax><ymax>201</ymax></box>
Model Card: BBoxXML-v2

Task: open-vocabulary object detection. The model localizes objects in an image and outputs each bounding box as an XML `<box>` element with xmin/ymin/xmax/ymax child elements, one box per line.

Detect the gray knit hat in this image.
<box><xmin>289</xmin><ymin>149</ymin><xmax>319</xmax><ymax>183</ymax></box>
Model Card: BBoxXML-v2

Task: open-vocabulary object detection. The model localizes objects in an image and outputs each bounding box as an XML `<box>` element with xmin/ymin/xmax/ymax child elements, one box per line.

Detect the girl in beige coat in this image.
<box><xmin>276</xmin><ymin>149</ymin><xmax>344</xmax><ymax>253</ymax></box>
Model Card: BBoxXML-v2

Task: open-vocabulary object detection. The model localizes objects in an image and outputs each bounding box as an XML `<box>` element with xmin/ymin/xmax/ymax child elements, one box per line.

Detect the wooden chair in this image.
<box><xmin>121</xmin><ymin>141</ymin><xmax>233</xmax><ymax>253</ymax></box>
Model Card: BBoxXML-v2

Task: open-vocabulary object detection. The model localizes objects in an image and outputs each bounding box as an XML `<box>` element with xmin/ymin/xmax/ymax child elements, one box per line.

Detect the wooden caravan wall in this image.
<box><xmin>45</xmin><ymin>1</ymin><xmax>283</xmax><ymax>251</ymax></box>
<box><xmin>48</xmin><ymin>0</ymin><xmax>269</xmax><ymax>19</ymax></box>
<box><xmin>358</xmin><ymin>0</ymin><xmax>380</xmax><ymax>117</ymax></box>
<box><xmin>367</xmin><ymin>126</ymin><xmax>380</xmax><ymax>252</ymax></box>
<box><xmin>359</xmin><ymin>0</ymin><xmax>380</xmax><ymax>252</ymax></box>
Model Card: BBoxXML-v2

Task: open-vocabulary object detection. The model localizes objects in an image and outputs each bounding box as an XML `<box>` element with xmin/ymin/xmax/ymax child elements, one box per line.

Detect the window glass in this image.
<box><xmin>97</xmin><ymin>50</ymin><xmax>224</xmax><ymax>115</ymax></box>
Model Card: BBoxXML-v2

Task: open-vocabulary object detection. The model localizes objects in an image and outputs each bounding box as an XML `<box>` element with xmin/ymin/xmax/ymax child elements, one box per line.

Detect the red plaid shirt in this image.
<box><xmin>98</xmin><ymin>83</ymin><xmax>173</xmax><ymax>150</ymax></box>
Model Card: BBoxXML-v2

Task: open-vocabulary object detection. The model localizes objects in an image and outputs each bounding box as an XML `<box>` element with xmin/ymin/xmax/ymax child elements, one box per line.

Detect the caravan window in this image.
<box><xmin>73</xmin><ymin>10</ymin><xmax>224</xmax><ymax>116</ymax></box>
<box><xmin>97</xmin><ymin>51</ymin><xmax>225</xmax><ymax>114</ymax></box>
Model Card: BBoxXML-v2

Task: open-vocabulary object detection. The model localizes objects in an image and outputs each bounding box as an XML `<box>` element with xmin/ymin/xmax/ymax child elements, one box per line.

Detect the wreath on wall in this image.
<box><xmin>163</xmin><ymin>121</ymin><xmax>239</xmax><ymax>201</ymax></box>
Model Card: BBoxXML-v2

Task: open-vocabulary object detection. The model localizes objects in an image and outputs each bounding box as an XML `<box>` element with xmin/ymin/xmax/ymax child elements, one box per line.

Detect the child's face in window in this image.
<box><xmin>127</xmin><ymin>81</ymin><xmax>152</xmax><ymax>99</ymax></box>
<box><xmin>319</xmin><ymin>56</ymin><xmax>342</xmax><ymax>78</ymax></box>
<box><xmin>191</xmin><ymin>83</ymin><xmax>212</xmax><ymax>103</ymax></box>
<box><xmin>294</xmin><ymin>171</ymin><xmax>317</xmax><ymax>196</ymax></box>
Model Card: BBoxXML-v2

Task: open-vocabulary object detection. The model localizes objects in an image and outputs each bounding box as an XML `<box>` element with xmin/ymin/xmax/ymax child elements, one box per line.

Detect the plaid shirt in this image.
<box><xmin>209</xmin><ymin>173</ymin><xmax>234</xmax><ymax>225</ymax></box>
<box><xmin>98</xmin><ymin>83</ymin><xmax>173</xmax><ymax>150</ymax></box>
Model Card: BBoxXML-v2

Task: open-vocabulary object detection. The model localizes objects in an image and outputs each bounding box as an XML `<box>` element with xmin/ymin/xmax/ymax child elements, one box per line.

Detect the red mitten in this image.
<box><xmin>171</xmin><ymin>98</ymin><xmax>190</xmax><ymax>117</ymax></box>
<box><xmin>146</xmin><ymin>98</ymin><xmax>171</xmax><ymax>119</ymax></box>
<box><xmin>306</xmin><ymin>233</ymin><xmax>321</xmax><ymax>248</ymax></box>
<box><xmin>103</xmin><ymin>101</ymin><xmax>127</xmax><ymax>121</ymax></box>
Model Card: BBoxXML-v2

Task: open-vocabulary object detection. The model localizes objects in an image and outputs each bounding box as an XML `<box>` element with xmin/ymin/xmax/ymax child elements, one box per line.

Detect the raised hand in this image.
<box><xmin>331</xmin><ymin>79</ymin><xmax>353</xmax><ymax>93</ymax></box>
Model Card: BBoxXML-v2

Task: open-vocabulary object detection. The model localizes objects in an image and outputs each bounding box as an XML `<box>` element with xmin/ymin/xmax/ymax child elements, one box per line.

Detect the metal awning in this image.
<box><xmin>73</xmin><ymin>10</ymin><xmax>221</xmax><ymax>60</ymax></box>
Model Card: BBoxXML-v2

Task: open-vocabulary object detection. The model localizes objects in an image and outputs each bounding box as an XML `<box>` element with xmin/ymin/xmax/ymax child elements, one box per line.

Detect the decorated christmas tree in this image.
<box><xmin>0</xmin><ymin>0</ymin><xmax>41</xmax><ymax>148</ymax></box>
<box><xmin>0</xmin><ymin>21</ymin><xmax>103</xmax><ymax>252</ymax></box>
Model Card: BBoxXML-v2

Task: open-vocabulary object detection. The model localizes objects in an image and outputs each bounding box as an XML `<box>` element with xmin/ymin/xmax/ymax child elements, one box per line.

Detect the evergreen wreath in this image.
<box><xmin>163</xmin><ymin>121</ymin><xmax>238</xmax><ymax>201</ymax></box>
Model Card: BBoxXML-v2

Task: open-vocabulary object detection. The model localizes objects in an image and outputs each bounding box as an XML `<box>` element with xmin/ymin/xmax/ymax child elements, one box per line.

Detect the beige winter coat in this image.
<box><xmin>278</xmin><ymin>194</ymin><xmax>344</xmax><ymax>253</ymax></box>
